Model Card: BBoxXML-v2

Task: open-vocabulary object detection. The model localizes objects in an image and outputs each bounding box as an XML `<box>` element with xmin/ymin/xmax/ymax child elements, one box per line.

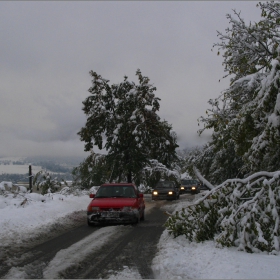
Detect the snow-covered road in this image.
<box><xmin>1</xmin><ymin>189</ymin><xmax>280</xmax><ymax>279</ymax></box>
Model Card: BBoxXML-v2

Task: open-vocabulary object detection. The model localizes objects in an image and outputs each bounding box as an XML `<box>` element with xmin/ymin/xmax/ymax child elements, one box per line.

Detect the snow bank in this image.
<box><xmin>0</xmin><ymin>191</ymin><xmax>90</xmax><ymax>247</ymax></box>
<box><xmin>152</xmin><ymin>230</ymin><xmax>280</xmax><ymax>279</ymax></box>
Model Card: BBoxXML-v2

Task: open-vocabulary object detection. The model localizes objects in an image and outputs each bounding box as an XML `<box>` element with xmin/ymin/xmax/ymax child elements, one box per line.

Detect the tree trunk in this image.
<box><xmin>127</xmin><ymin>171</ymin><xmax>132</xmax><ymax>183</ymax></box>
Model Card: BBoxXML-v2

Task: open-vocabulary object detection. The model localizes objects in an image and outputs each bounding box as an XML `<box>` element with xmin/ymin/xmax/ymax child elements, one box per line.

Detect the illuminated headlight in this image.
<box><xmin>92</xmin><ymin>207</ymin><xmax>100</xmax><ymax>212</ymax></box>
<box><xmin>168</xmin><ymin>191</ymin><xmax>173</xmax><ymax>195</ymax></box>
<box><xmin>191</xmin><ymin>186</ymin><xmax>196</xmax><ymax>190</ymax></box>
<box><xmin>153</xmin><ymin>191</ymin><xmax>158</xmax><ymax>195</ymax></box>
<box><xmin>180</xmin><ymin>186</ymin><xmax>185</xmax><ymax>190</ymax></box>
<box><xmin>123</xmin><ymin>206</ymin><xmax>132</xmax><ymax>212</ymax></box>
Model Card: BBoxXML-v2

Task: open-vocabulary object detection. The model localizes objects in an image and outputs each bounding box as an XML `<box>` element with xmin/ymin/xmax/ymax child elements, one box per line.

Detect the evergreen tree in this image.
<box><xmin>78</xmin><ymin>69</ymin><xmax>178</xmax><ymax>184</ymax></box>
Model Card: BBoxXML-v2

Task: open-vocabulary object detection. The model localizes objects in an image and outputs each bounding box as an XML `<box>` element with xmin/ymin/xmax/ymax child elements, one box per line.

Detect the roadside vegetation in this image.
<box><xmin>166</xmin><ymin>1</ymin><xmax>280</xmax><ymax>254</ymax></box>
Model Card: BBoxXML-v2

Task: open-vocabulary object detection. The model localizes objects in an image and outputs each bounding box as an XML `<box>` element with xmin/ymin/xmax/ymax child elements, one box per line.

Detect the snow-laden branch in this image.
<box><xmin>193</xmin><ymin>167</ymin><xmax>215</xmax><ymax>190</ymax></box>
<box><xmin>165</xmin><ymin>170</ymin><xmax>280</xmax><ymax>254</ymax></box>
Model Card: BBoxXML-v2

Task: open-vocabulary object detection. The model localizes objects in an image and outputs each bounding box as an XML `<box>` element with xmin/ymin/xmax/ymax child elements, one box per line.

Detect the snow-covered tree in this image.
<box><xmin>166</xmin><ymin>2</ymin><xmax>280</xmax><ymax>255</ymax></box>
<box><xmin>78</xmin><ymin>69</ymin><xmax>178</xmax><ymax>184</ymax></box>
<box><xmin>187</xmin><ymin>2</ymin><xmax>280</xmax><ymax>183</ymax></box>
<box><xmin>72</xmin><ymin>152</ymin><xmax>109</xmax><ymax>189</ymax></box>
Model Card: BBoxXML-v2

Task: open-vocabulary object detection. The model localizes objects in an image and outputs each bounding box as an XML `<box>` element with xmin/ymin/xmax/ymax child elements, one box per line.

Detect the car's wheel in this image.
<box><xmin>132</xmin><ymin>217</ymin><xmax>139</xmax><ymax>225</ymax></box>
<box><xmin>87</xmin><ymin>220</ymin><xmax>94</xmax><ymax>227</ymax></box>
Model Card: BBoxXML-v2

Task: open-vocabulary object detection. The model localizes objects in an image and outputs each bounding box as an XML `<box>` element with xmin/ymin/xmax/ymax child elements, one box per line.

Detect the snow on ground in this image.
<box><xmin>152</xmin><ymin>193</ymin><xmax>280</xmax><ymax>279</ymax></box>
<box><xmin>107</xmin><ymin>266</ymin><xmax>142</xmax><ymax>279</ymax></box>
<box><xmin>152</xmin><ymin>231</ymin><xmax>280</xmax><ymax>279</ymax></box>
<box><xmin>0</xmin><ymin>188</ymin><xmax>280</xmax><ymax>279</ymax></box>
<box><xmin>0</xmin><ymin>187</ymin><xmax>95</xmax><ymax>247</ymax></box>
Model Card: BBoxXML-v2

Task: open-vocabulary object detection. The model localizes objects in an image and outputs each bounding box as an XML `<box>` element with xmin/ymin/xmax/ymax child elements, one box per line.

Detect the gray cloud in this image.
<box><xmin>0</xmin><ymin>1</ymin><xmax>262</xmax><ymax>158</ymax></box>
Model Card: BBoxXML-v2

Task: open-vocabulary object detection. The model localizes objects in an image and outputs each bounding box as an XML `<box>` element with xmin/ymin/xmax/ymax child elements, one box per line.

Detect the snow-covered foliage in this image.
<box><xmin>143</xmin><ymin>159</ymin><xmax>180</xmax><ymax>180</ymax></box>
<box><xmin>0</xmin><ymin>182</ymin><xmax>90</xmax><ymax>209</ymax></box>
<box><xmin>0</xmin><ymin>181</ymin><xmax>27</xmax><ymax>194</ymax></box>
<box><xmin>187</xmin><ymin>2</ymin><xmax>280</xmax><ymax>184</ymax></box>
<box><xmin>33</xmin><ymin>170</ymin><xmax>63</xmax><ymax>194</ymax></box>
<box><xmin>77</xmin><ymin>69</ymin><xmax>178</xmax><ymax>185</ymax></box>
<box><xmin>72</xmin><ymin>152</ymin><xmax>108</xmax><ymax>189</ymax></box>
<box><xmin>165</xmin><ymin>170</ymin><xmax>280</xmax><ymax>254</ymax></box>
<box><xmin>0</xmin><ymin>181</ymin><xmax>13</xmax><ymax>191</ymax></box>
<box><xmin>137</xmin><ymin>158</ymin><xmax>182</xmax><ymax>189</ymax></box>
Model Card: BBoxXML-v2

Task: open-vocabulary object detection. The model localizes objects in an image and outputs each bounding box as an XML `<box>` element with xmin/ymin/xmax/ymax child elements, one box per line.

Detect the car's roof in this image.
<box><xmin>101</xmin><ymin>183</ymin><xmax>136</xmax><ymax>187</ymax></box>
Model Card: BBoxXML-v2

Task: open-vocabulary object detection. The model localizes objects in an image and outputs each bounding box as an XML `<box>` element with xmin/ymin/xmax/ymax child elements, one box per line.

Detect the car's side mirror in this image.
<box><xmin>89</xmin><ymin>193</ymin><xmax>95</xmax><ymax>198</ymax></box>
<box><xmin>138</xmin><ymin>193</ymin><xmax>144</xmax><ymax>198</ymax></box>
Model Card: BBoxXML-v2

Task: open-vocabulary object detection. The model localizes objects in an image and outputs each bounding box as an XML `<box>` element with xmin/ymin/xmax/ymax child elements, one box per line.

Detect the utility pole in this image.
<box><xmin>29</xmin><ymin>164</ymin><xmax>33</xmax><ymax>192</ymax></box>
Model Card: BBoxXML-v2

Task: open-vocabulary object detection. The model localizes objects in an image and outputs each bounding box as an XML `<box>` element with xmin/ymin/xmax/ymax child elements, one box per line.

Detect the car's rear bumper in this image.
<box><xmin>87</xmin><ymin>211</ymin><xmax>139</xmax><ymax>225</ymax></box>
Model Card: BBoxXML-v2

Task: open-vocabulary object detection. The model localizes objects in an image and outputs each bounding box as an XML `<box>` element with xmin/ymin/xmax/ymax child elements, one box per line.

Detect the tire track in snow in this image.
<box><xmin>43</xmin><ymin>225</ymin><xmax>125</xmax><ymax>278</ymax></box>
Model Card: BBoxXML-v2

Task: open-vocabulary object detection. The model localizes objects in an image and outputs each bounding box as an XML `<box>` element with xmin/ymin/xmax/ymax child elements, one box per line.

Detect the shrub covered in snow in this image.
<box><xmin>33</xmin><ymin>170</ymin><xmax>62</xmax><ymax>194</ymax></box>
<box><xmin>165</xmin><ymin>171</ymin><xmax>280</xmax><ymax>254</ymax></box>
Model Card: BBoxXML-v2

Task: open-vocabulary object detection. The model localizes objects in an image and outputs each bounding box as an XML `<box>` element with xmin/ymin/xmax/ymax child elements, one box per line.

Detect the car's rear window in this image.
<box><xmin>95</xmin><ymin>185</ymin><xmax>137</xmax><ymax>198</ymax></box>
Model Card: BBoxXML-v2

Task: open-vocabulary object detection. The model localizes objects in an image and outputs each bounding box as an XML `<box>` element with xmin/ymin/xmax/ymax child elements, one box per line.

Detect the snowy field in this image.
<box><xmin>0</xmin><ymin>186</ymin><xmax>280</xmax><ymax>279</ymax></box>
<box><xmin>0</xmin><ymin>164</ymin><xmax>42</xmax><ymax>175</ymax></box>
<box><xmin>0</xmin><ymin>157</ymin><xmax>43</xmax><ymax>175</ymax></box>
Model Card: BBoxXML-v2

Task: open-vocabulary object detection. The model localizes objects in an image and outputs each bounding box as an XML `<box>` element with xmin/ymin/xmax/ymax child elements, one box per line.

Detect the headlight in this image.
<box><xmin>168</xmin><ymin>191</ymin><xmax>173</xmax><ymax>195</ymax></box>
<box><xmin>191</xmin><ymin>186</ymin><xmax>196</xmax><ymax>190</ymax></box>
<box><xmin>92</xmin><ymin>206</ymin><xmax>100</xmax><ymax>212</ymax></box>
<box><xmin>153</xmin><ymin>191</ymin><xmax>158</xmax><ymax>195</ymax></box>
<box><xmin>180</xmin><ymin>186</ymin><xmax>185</xmax><ymax>190</ymax></box>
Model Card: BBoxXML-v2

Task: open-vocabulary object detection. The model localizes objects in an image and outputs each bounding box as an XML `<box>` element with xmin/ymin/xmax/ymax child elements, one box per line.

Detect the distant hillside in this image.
<box><xmin>0</xmin><ymin>155</ymin><xmax>85</xmax><ymax>182</ymax></box>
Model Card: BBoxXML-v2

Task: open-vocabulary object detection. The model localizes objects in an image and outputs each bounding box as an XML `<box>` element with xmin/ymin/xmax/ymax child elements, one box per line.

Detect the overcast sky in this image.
<box><xmin>0</xmin><ymin>1</ymin><xmax>263</xmax><ymax>159</ymax></box>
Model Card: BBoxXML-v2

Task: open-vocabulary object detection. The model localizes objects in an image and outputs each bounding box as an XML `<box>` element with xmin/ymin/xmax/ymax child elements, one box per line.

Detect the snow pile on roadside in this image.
<box><xmin>152</xmin><ymin>230</ymin><xmax>280</xmax><ymax>279</ymax></box>
<box><xmin>152</xmin><ymin>193</ymin><xmax>280</xmax><ymax>279</ymax></box>
<box><xmin>0</xmin><ymin>188</ymin><xmax>92</xmax><ymax>247</ymax></box>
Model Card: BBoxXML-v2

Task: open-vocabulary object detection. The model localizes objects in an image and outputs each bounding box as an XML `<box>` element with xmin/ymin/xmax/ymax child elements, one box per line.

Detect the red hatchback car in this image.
<box><xmin>87</xmin><ymin>183</ymin><xmax>145</xmax><ymax>226</ymax></box>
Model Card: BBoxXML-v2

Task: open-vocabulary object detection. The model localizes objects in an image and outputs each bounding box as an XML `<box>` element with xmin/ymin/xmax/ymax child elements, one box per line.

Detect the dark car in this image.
<box><xmin>180</xmin><ymin>179</ymin><xmax>201</xmax><ymax>194</ymax></box>
<box><xmin>87</xmin><ymin>183</ymin><xmax>145</xmax><ymax>226</ymax></box>
<box><xmin>152</xmin><ymin>181</ymin><xmax>180</xmax><ymax>201</ymax></box>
